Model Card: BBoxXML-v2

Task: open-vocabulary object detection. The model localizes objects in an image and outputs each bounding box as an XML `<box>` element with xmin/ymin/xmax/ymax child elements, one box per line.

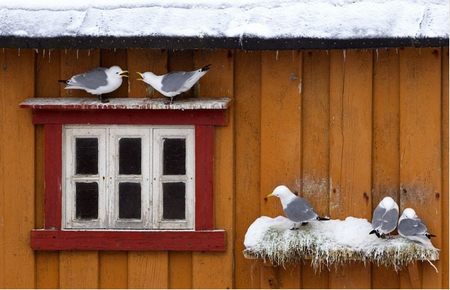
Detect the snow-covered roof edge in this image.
<box><xmin>0</xmin><ymin>0</ymin><xmax>448</xmax><ymax>49</ymax></box>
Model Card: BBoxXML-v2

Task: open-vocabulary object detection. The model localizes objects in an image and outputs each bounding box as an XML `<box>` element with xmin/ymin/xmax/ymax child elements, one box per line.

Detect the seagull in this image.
<box><xmin>59</xmin><ymin>66</ymin><xmax>128</xmax><ymax>103</ymax></box>
<box><xmin>398</xmin><ymin>208</ymin><xmax>436</xmax><ymax>247</ymax></box>
<box><xmin>369</xmin><ymin>196</ymin><xmax>399</xmax><ymax>238</ymax></box>
<box><xmin>136</xmin><ymin>64</ymin><xmax>211</xmax><ymax>104</ymax></box>
<box><xmin>266</xmin><ymin>185</ymin><xmax>329</xmax><ymax>229</ymax></box>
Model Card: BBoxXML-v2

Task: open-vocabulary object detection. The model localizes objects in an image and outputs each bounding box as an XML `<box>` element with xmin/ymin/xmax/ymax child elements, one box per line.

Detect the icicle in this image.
<box><xmin>326</xmin><ymin>50</ymin><xmax>329</xmax><ymax>55</ymax></box>
<box><xmin>76</xmin><ymin>49</ymin><xmax>79</xmax><ymax>59</ymax></box>
<box><xmin>343</xmin><ymin>49</ymin><xmax>346</xmax><ymax>61</ymax></box>
<box><xmin>48</xmin><ymin>49</ymin><xmax>52</xmax><ymax>63</ymax></box>
<box><xmin>395</xmin><ymin>48</ymin><xmax>398</xmax><ymax>54</ymax></box>
<box><xmin>113</xmin><ymin>48</ymin><xmax>117</xmax><ymax>53</ymax></box>
<box><xmin>65</xmin><ymin>49</ymin><xmax>67</xmax><ymax>54</ymax></box>
<box><xmin>127</xmin><ymin>78</ymin><xmax>131</xmax><ymax>94</ymax></box>
<box><xmin>375</xmin><ymin>49</ymin><xmax>379</xmax><ymax>61</ymax></box>
<box><xmin>2</xmin><ymin>48</ymin><xmax>4</xmax><ymax>54</ymax></box>
<box><xmin>275</xmin><ymin>50</ymin><xmax>279</xmax><ymax>60</ymax></box>
<box><xmin>426</xmin><ymin>259</ymin><xmax>438</xmax><ymax>273</ymax></box>
<box><xmin>34</xmin><ymin>49</ymin><xmax>39</xmax><ymax>54</ymax></box>
<box><xmin>18</xmin><ymin>48</ymin><xmax>21</xmax><ymax>56</ymax></box>
<box><xmin>88</xmin><ymin>49</ymin><xmax>91</xmax><ymax>56</ymax></box>
<box><xmin>43</xmin><ymin>49</ymin><xmax>45</xmax><ymax>58</ymax></box>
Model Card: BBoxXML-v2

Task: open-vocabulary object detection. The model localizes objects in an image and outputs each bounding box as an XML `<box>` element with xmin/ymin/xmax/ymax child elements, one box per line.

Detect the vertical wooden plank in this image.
<box><xmin>127</xmin><ymin>48</ymin><xmax>169</xmax><ymax>289</ymax></box>
<box><xmin>168</xmin><ymin>49</ymin><xmax>194</xmax><ymax>289</ymax></box>
<box><xmin>0</xmin><ymin>49</ymin><xmax>35</xmax><ymax>288</ymax></box>
<box><xmin>329</xmin><ymin>49</ymin><xmax>373</xmax><ymax>288</ymax></box>
<box><xmin>99</xmin><ymin>252</ymin><xmax>128</xmax><ymax>289</ymax></box>
<box><xmin>192</xmin><ymin>49</ymin><xmax>234</xmax><ymax>289</ymax></box>
<box><xmin>97</xmin><ymin>48</ymin><xmax>131</xmax><ymax>289</ymax></box>
<box><xmin>234</xmin><ymin>50</ymin><xmax>262</xmax><ymax>289</ymax></box>
<box><xmin>59</xmin><ymin>49</ymin><xmax>100</xmax><ymax>289</ymax></box>
<box><xmin>371</xmin><ymin>48</ymin><xmax>401</xmax><ymax>288</ymax></box>
<box><xmin>260</xmin><ymin>50</ymin><xmax>302</xmax><ymax>289</ymax></box>
<box><xmin>301</xmin><ymin>50</ymin><xmax>330</xmax><ymax>289</ymax></box>
<box><xmin>441</xmin><ymin>47</ymin><xmax>449</xmax><ymax>290</ymax></box>
<box><xmin>128</xmin><ymin>49</ymin><xmax>167</xmax><ymax>98</ymax></box>
<box><xmin>399</xmin><ymin>47</ymin><xmax>442</xmax><ymax>288</ymax></box>
<box><xmin>35</xmin><ymin>49</ymin><xmax>61</xmax><ymax>289</ymax></box>
<box><xmin>60</xmin><ymin>252</ymin><xmax>99</xmax><ymax>288</ymax></box>
<box><xmin>100</xmin><ymin>49</ymin><xmax>128</xmax><ymax>99</ymax></box>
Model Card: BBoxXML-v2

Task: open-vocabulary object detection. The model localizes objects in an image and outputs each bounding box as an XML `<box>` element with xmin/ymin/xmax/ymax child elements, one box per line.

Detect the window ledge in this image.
<box><xmin>20</xmin><ymin>97</ymin><xmax>231</xmax><ymax>110</ymax></box>
<box><xmin>31</xmin><ymin>229</ymin><xmax>226</xmax><ymax>251</ymax></box>
<box><xmin>20</xmin><ymin>97</ymin><xmax>231</xmax><ymax>126</ymax></box>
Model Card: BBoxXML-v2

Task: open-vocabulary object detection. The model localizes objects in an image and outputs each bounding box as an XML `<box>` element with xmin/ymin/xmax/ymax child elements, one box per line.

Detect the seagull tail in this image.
<box><xmin>317</xmin><ymin>216</ymin><xmax>330</xmax><ymax>221</ymax></box>
<box><xmin>369</xmin><ymin>229</ymin><xmax>377</xmax><ymax>235</ymax></box>
<box><xmin>200</xmin><ymin>64</ymin><xmax>212</xmax><ymax>72</ymax></box>
<box><xmin>426</xmin><ymin>233</ymin><xmax>437</xmax><ymax>239</ymax></box>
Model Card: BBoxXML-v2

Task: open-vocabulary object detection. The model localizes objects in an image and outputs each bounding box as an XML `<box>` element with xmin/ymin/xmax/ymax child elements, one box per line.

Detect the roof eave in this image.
<box><xmin>0</xmin><ymin>36</ymin><xmax>447</xmax><ymax>50</ymax></box>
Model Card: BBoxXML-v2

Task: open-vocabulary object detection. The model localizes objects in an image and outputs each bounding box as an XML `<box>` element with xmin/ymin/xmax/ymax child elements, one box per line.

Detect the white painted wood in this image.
<box><xmin>63</xmin><ymin>127</ymin><xmax>107</xmax><ymax>229</ymax></box>
<box><xmin>152</xmin><ymin>128</ymin><xmax>195</xmax><ymax>230</ymax></box>
<box><xmin>62</xmin><ymin>125</ymin><xmax>195</xmax><ymax>230</ymax></box>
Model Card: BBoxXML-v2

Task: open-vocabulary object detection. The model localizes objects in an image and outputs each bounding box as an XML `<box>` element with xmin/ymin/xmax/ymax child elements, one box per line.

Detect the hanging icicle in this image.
<box><xmin>275</xmin><ymin>50</ymin><xmax>279</xmax><ymax>61</ymax></box>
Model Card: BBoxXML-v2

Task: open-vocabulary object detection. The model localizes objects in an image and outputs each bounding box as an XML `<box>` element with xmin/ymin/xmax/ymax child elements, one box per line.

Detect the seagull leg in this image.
<box><xmin>98</xmin><ymin>95</ymin><xmax>109</xmax><ymax>103</ymax></box>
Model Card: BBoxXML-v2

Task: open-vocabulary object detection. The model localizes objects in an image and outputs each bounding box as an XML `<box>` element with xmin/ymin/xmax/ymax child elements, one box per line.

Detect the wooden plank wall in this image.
<box><xmin>0</xmin><ymin>48</ymin><xmax>447</xmax><ymax>289</ymax></box>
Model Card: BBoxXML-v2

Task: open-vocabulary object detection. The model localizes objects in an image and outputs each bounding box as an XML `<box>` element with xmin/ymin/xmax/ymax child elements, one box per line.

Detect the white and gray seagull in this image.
<box><xmin>369</xmin><ymin>196</ymin><xmax>399</xmax><ymax>238</ymax></box>
<box><xmin>266</xmin><ymin>185</ymin><xmax>329</xmax><ymax>229</ymax></box>
<box><xmin>59</xmin><ymin>66</ymin><xmax>128</xmax><ymax>103</ymax></box>
<box><xmin>398</xmin><ymin>208</ymin><xmax>436</xmax><ymax>248</ymax></box>
<box><xmin>136</xmin><ymin>64</ymin><xmax>211</xmax><ymax>104</ymax></box>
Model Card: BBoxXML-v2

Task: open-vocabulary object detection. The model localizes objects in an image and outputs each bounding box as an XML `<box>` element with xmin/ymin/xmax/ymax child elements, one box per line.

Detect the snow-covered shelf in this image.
<box><xmin>20</xmin><ymin>97</ymin><xmax>231</xmax><ymax>110</ymax></box>
<box><xmin>243</xmin><ymin>216</ymin><xmax>439</xmax><ymax>272</ymax></box>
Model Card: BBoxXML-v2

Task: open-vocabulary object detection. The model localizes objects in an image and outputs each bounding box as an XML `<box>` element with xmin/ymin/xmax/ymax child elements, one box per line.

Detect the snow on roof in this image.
<box><xmin>243</xmin><ymin>216</ymin><xmax>439</xmax><ymax>271</ymax></box>
<box><xmin>0</xmin><ymin>0</ymin><xmax>448</xmax><ymax>40</ymax></box>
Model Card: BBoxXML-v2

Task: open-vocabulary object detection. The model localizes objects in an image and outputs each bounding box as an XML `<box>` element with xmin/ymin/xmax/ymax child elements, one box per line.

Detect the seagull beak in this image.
<box><xmin>120</xmin><ymin>70</ymin><xmax>129</xmax><ymax>78</ymax></box>
<box><xmin>136</xmin><ymin>72</ymin><xmax>144</xmax><ymax>81</ymax></box>
<box><xmin>266</xmin><ymin>193</ymin><xmax>274</xmax><ymax>198</ymax></box>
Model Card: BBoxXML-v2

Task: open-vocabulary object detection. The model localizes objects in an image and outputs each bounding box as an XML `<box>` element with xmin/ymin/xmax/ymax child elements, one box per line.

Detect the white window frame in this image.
<box><xmin>62</xmin><ymin>125</ymin><xmax>195</xmax><ymax>230</ymax></box>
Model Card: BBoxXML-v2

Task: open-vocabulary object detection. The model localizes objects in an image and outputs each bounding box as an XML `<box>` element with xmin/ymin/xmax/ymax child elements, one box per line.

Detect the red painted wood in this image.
<box><xmin>31</xmin><ymin>229</ymin><xmax>226</xmax><ymax>251</ymax></box>
<box><xmin>32</xmin><ymin>109</ymin><xmax>228</xmax><ymax>126</ymax></box>
<box><xmin>44</xmin><ymin>124</ymin><xmax>62</xmax><ymax>229</ymax></box>
<box><xmin>195</xmin><ymin>125</ymin><xmax>215</xmax><ymax>230</ymax></box>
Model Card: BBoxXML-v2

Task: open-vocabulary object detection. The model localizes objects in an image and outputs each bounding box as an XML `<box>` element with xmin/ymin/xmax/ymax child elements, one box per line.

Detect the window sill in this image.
<box><xmin>31</xmin><ymin>229</ymin><xmax>226</xmax><ymax>251</ymax></box>
<box><xmin>20</xmin><ymin>97</ymin><xmax>231</xmax><ymax>125</ymax></box>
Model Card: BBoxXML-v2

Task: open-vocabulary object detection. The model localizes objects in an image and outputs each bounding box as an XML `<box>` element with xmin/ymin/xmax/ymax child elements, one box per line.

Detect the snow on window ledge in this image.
<box><xmin>243</xmin><ymin>216</ymin><xmax>439</xmax><ymax>272</ymax></box>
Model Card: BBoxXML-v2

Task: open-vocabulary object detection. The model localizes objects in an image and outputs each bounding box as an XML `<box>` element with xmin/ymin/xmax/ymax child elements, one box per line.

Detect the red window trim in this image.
<box><xmin>22</xmin><ymin>98</ymin><xmax>229</xmax><ymax>251</ymax></box>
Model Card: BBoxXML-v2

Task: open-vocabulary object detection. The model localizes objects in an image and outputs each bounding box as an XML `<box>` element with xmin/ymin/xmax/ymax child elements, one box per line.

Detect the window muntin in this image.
<box><xmin>63</xmin><ymin>125</ymin><xmax>194</xmax><ymax>230</ymax></box>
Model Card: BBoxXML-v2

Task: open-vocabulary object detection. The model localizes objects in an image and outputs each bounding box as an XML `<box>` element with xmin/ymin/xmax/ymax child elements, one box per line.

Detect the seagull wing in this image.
<box><xmin>371</xmin><ymin>205</ymin><xmax>385</xmax><ymax>229</ymax></box>
<box><xmin>380</xmin><ymin>208</ymin><xmax>399</xmax><ymax>233</ymax></box>
<box><xmin>398</xmin><ymin>218</ymin><xmax>428</xmax><ymax>236</ymax></box>
<box><xmin>68</xmin><ymin>67</ymin><xmax>108</xmax><ymax>89</ymax></box>
<box><xmin>284</xmin><ymin>197</ymin><xmax>318</xmax><ymax>222</ymax></box>
<box><xmin>161</xmin><ymin>71</ymin><xmax>196</xmax><ymax>93</ymax></box>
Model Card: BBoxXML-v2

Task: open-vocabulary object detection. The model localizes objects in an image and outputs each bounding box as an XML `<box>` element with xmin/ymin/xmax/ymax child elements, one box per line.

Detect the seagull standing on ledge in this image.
<box><xmin>136</xmin><ymin>64</ymin><xmax>211</xmax><ymax>104</ymax></box>
<box><xmin>266</xmin><ymin>185</ymin><xmax>329</xmax><ymax>229</ymax></box>
<box><xmin>369</xmin><ymin>196</ymin><xmax>399</xmax><ymax>238</ymax></box>
<box><xmin>398</xmin><ymin>208</ymin><xmax>436</xmax><ymax>248</ymax></box>
<box><xmin>59</xmin><ymin>66</ymin><xmax>128</xmax><ymax>103</ymax></box>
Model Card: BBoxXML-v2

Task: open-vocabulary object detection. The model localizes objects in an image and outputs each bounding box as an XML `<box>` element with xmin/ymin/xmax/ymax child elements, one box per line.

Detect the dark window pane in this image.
<box><xmin>119</xmin><ymin>138</ymin><xmax>142</xmax><ymax>175</ymax></box>
<box><xmin>163</xmin><ymin>182</ymin><xmax>185</xmax><ymax>220</ymax></box>
<box><xmin>163</xmin><ymin>138</ymin><xmax>186</xmax><ymax>175</ymax></box>
<box><xmin>119</xmin><ymin>183</ymin><xmax>141</xmax><ymax>219</ymax></box>
<box><xmin>76</xmin><ymin>182</ymin><xmax>98</xmax><ymax>219</ymax></box>
<box><xmin>76</xmin><ymin>138</ymin><xmax>98</xmax><ymax>174</ymax></box>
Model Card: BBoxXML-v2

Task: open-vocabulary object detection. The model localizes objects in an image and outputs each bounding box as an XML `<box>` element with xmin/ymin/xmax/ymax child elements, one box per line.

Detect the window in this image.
<box><xmin>64</xmin><ymin>125</ymin><xmax>195</xmax><ymax>230</ymax></box>
<box><xmin>21</xmin><ymin>97</ymin><xmax>230</xmax><ymax>251</ymax></box>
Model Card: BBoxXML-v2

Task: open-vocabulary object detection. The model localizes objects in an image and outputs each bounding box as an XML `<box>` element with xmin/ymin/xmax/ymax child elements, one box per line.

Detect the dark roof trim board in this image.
<box><xmin>0</xmin><ymin>36</ymin><xmax>448</xmax><ymax>50</ymax></box>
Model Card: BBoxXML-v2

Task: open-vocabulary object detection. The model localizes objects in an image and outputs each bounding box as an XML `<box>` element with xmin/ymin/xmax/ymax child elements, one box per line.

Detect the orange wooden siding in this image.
<box><xmin>0</xmin><ymin>48</ymin><xmax>447</xmax><ymax>288</ymax></box>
